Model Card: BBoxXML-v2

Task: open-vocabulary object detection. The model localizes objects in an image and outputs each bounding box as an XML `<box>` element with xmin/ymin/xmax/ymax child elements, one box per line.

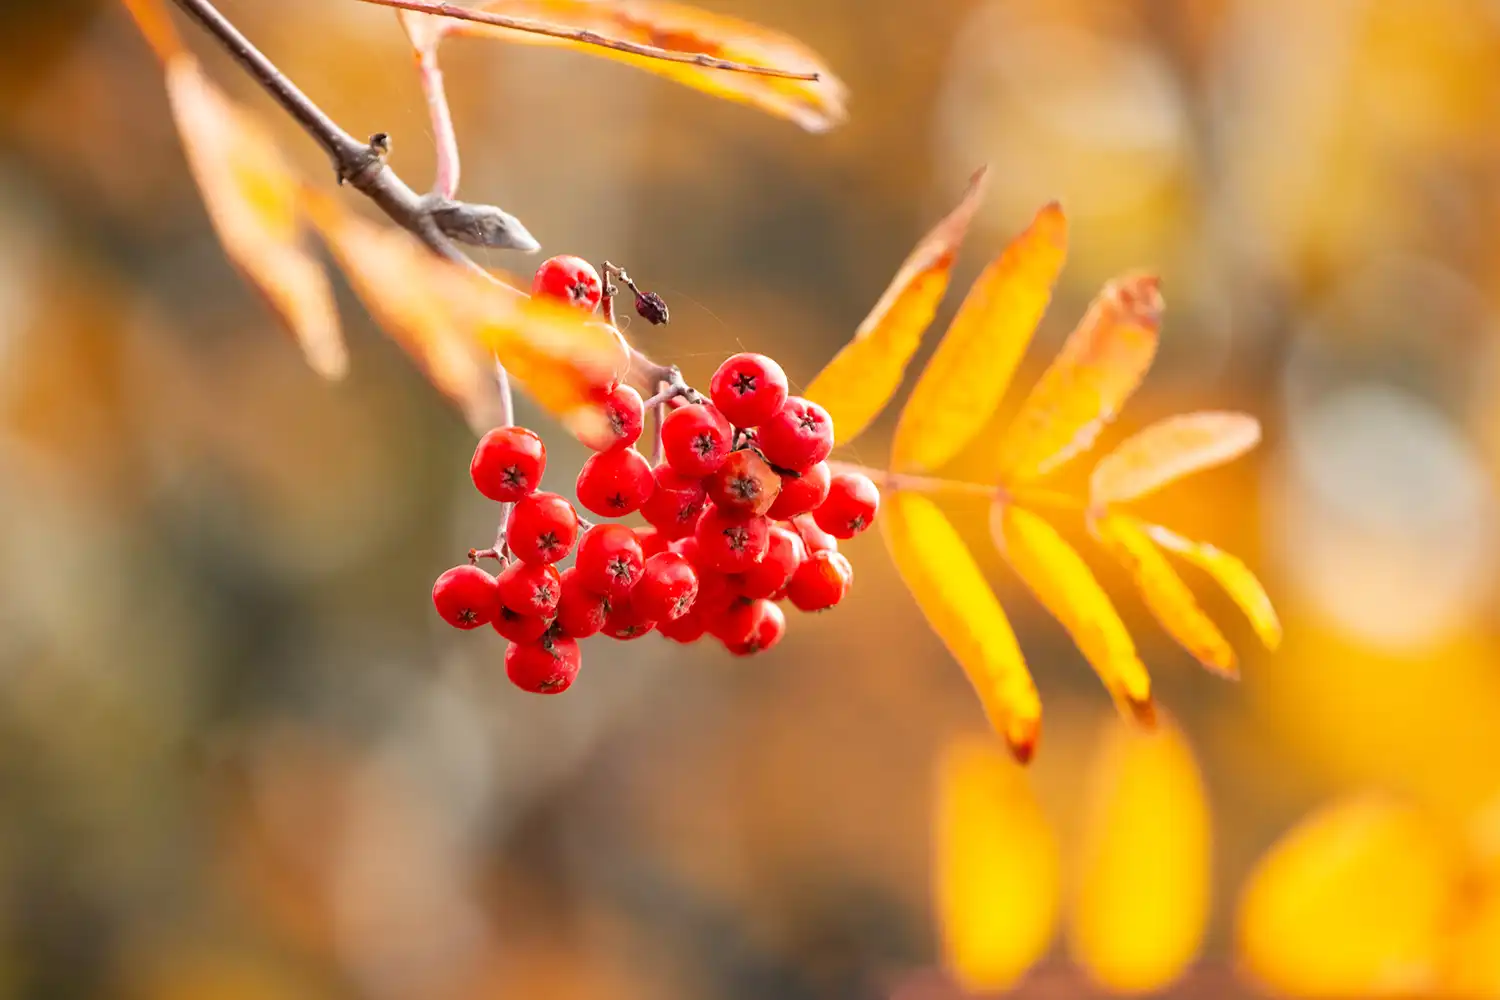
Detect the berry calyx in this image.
<box><xmin>584</xmin><ymin>384</ymin><xmax>645</xmax><ymax>452</ymax></box>
<box><xmin>706</xmin><ymin>449</ymin><xmax>782</xmax><ymax>517</ymax></box>
<box><xmin>575</xmin><ymin>447</ymin><xmax>653</xmax><ymax>517</ymax></box>
<box><xmin>432</xmin><ymin>565</ymin><xmax>500</xmax><ymax>629</ymax></box>
<box><xmin>715</xmin><ymin>598</ymin><xmax>786</xmax><ymax>656</ymax></box>
<box><xmin>507</xmin><ymin>492</ymin><xmax>580</xmax><ymax>564</ymax></box>
<box><xmin>470</xmin><ymin>426</ymin><xmax>546</xmax><ymax>503</ymax></box>
<box><xmin>641</xmin><ymin>465</ymin><xmax>708</xmax><ymax>540</ymax></box>
<box><xmin>531</xmin><ymin>255</ymin><xmax>602</xmax><ymax>312</ymax></box>
<box><xmin>786</xmin><ymin>550</ymin><xmax>853</xmax><ymax>612</ymax></box>
<box><xmin>813</xmin><ymin>471</ymin><xmax>881</xmax><ymax>539</ymax></box>
<box><xmin>497</xmin><ymin>560</ymin><xmax>562</xmax><ymax>618</ymax></box>
<box><xmin>554</xmin><ymin>566</ymin><xmax>609</xmax><ymax>639</ymax></box>
<box><xmin>602</xmin><ymin>592</ymin><xmax>656</xmax><ymax>640</ymax></box>
<box><xmin>575</xmin><ymin>523</ymin><xmax>646</xmax><ymax>598</ymax></box>
<box><xmin>505</xmin><ymin>633</ymin><xmax>582</xmax><ymax>694</ymax></box>
<box><xmin>709</xmin><ymin>352</ymin><xmax>789</xmax><ymax>428</ymax></box>
<box><xmin>766</xmin><ymin>461</ymin><xmax>831</xmax><ymax>520</ymax></box>
<box><xmin>694</xmin><ymin>506</ymin><xmax>771</xmax><ymax>573</ymax></box>
<box><xmin>737</xmin><ymin>525</ymin><xmax>805</xmax><ymax>600</ymax></box>
<box><xmin>633</xmin><ymin>552</ymin><xmax>700</xmax><ymax>622</ymax></box>
<box><xmin>757</xmin><ymin>397</ymin><xmax>834</xmax><ymax>473</ymax></box>
<box><xmin>493</xmin><ymin>607</ymin><xmax>551</xmax><ymax>644</ymax></box>
<box><xmin>661</xmin><ymin>403</ymin><xmax>733</xmax><ymax>478</ymax></box>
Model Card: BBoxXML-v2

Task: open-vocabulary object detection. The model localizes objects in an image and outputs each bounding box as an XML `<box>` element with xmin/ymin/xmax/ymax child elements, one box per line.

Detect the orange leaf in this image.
<box><xmin>1090</xmin><ymin>513</ymin><xmax>1236</xmax><ymax>677</ymax></box>
<box><xmin>1147</xmin><ymin>524</ymin><xmax>1282</xmax><ymax>651</ymax></box>
<box><xmin>1068</xmin><ymin>713</ymin><xmax>1211</xmax><ymax>994</ymax></box>
<box><xmin>890</xmin><ymin>202</ymin><xmax>1068</xmax><ymax>474</ymax></box>
<box><xmin>996</xmin><ymin>274</ymin><xmax>1162</xmax><ymax>485</ymax></box>
<box><xmin>120</xmin><ymin>0</ymin><xmax>185</xmax><ymax>63</ymax></box>
<box><xmin>934</xmin><ymin>735</ymin><xmax>1058</xmax><ymax>993</ymax></box>
<box><xmin>404</xmin><ymin>0</ymin><xmax>846</xmax><ymax>133</ymax></box>
<box><xmin>303</xmin><ymin>192</ymin><xmax>627</xmax><ymax>436</ymax></box>
<box><xmin>1090</xmin><ymin>411</ymin><xmax>1262</xmax><ymax>507</ymax></box>
<box><xmin>165</xmin><ymin>58</ymin><xmax>345</xmax><ymax>380</ymax></box>
<box><xmin>1447</xmin><ymin>871</ymin><xmax>1500</xmax><ymax>996</ymax></box>
<box><xmin>993</xmin><ymin>504</ymin><xmax>1153</xmax><ymax>722</ymax></box>
<box><xmin>1236</xmin><ymin>793</ymin><xmax>1461</xmax><ymax>997</ymax></box>
<box><xmin>880</xmin><ymin>492</ymin><xmax>1041</xmax><ymax>760</ymax></box>
<box><xmin>805</xmin><ymin>168</ymin><xmax>989</xmax><ymax>447</ymax></box>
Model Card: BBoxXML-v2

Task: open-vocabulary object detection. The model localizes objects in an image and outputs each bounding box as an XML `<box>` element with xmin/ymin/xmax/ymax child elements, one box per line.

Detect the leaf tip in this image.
<box><xmin>1127</xmin><ymin>694</ymin><xmax>1159</xmax><ymax>729</ymax></box>
<box><xmin>1007</xmin><ymin>717</ymin><xmax>1041</xmax><ymax>765</ymax></box>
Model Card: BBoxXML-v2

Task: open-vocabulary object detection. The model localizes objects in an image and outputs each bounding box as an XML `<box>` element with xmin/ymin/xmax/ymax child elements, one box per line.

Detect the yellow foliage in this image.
<box><xmin>1148</xmin><ymin>524</ymin><xmax>1283</xmax><ymax>651</ymax></box>
<box><xmin>1090</xmin><ymin>411</ymin><xmax>1262</xmax><ymax>507</ymax></box>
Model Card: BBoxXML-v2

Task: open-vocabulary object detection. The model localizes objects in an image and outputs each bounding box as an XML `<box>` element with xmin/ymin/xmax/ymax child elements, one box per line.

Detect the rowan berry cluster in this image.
<box><xmin>431</xmin><ymin>256</ymin><xmax>880</xmax><ymax>695</ymax></box>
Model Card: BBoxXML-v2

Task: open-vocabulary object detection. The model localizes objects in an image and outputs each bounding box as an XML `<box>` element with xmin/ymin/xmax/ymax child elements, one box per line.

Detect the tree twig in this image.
<box><xmin>416</xmin><ymin>39</ymin><xmax>461</xmax><ymax>198</ymax></box>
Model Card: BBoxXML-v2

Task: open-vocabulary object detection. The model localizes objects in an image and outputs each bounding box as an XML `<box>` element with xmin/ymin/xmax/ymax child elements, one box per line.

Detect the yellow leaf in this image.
<box><xmin>880</xmin><ymin>492</ymin><xmax>1041</xmax><ymax>761</ymax></box>
<box><xmin>165</xmin><ymin>58</ymin><xmax>345</xmax><ymax>380</ymax></box>
<box><xmin>805</xmin><ymin>168</ymin><xmax>989</xmax><ymax>447</ymax></box>
<box><xmin>933</xmin><ymin>735</ymin><xmax>1058</xmax><ymax>993</ymax></box>
<box><xmin>303</xmin><ymin>192</ymin><xmax>627</xmax><ymax>435</ymax></box>
<box><xmin>996</xmin><ymin>273</ymin><xmax>1162</xmax><ymax>485</ymax></box>
<box><xmin>891</xmin><ymin>202</ymin><xmax>1068</xmax><ymax>474</ymax></box>
<box><xmin>1147</xmin><ymin>524</ymin><xmax>1282</xmax><ymax>651</ymax></box>
<box><xmin>1068</xmin><ymin>713</ymin><xmax>1211</xmax><ymax>994</ymax></box>
<box><xmin>1089</xmin><ymin>411</ymin><xmax>1262</xmax><ymax>507</ymax></box>
<box><xmin>993</xmin><ymin>504</ymin><xmax>1153</xmax><ymax>722</ymax></box>
<box><xmin>1090</xmin><ymin>513</ymin><xmax>1236</xmax><ymax>677</ymax></box>
<box><xmin>403</xmin><ymin>0</ymin><xmax>846</xmax><ymax>133</ymax></box>
<box><xmin>120</xmin><ymin>0</ymin><xmax>185</xmax><ymax>63</ymax></box>
<box><xmin>1236</xmin><ymin>793</ymin><xmax>1462</xmax><ymax>998</ymax></box>
<box><xmin>1447</xmin><ymin>872</ymin><xmax>1500</xmax><ymax>997</ymax></box>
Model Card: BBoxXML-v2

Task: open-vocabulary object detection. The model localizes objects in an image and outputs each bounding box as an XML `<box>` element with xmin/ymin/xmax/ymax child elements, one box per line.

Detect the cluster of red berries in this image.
<box><xmin>430</xmin><ymin>256</ymin><xmax>880</xmax><ymax>696</ymax></box>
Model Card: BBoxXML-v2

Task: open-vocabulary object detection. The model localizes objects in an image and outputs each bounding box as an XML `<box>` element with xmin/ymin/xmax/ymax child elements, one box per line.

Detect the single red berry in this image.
<box><xmin>531</xmin><ymin>255</ymin><xmax>602</xmax><ymax>312</ymax></box>
<box><xmin>641</xmin><ymin>465</ymin><xmax>709</xmax><ymax>540</ymax></box>
<box><xmin>575</xmin><ymin>523</ymin><xmax>646</xmax><ymax>597</ymax></box>
<box><xmin>432</xmin><ymin>565</ymin><xmax>500</xmax><ymax>629</ymax></box>
<box><xmin>575</xmin><ymin>447</ymin><xmax>653</xmax><ymax>517</ymax></box>
<box><xmin>496</xmin><ymin>560</ymin><xmax>562</xmax><ymax>618</ymax></box>
<box><xmin>661</xmin><ymin>403</ymin><xmax>733</xmax><ymax>478</ymax></box>
<box><xmin>582</xmin><ymin>384</ymin><xmax>645</xmax><ymax>452</ymax></box>
<box><xmin>790</xmin><ymin>513</ymin><xmax>840</xmax><ymax>555</ymax></box>
<box><xmin>709</xmin><ymin>352</ymin><xmax>789</xmax><ymax>428</ymax></box>
<box><xmin>602</xmin><ymin>592</ymin><xmax>656</xmax><ymax>640</ymax></box>
<box><xmin>657</xmin><ymin>609</ymin><xmax>707</xmax><ymax>644</ymax></box>
<box><xmin>506</xmin><ymin>492</ymin><xmax>580</xmax><ymax>564</ymax></box>
<box><xmin>636</xmin><ymin>525</ymin><xmax>668</xmax><ymax>559</ymax></box>
<box><xmin>813</xmin><ymin>472</ymin><xmax>881</xmax><ymax>539</ymax></box>
<box><xmin>786</xmin><ymin>550</ymin><xmax>853</xmax><ymax>612</ymax></box>
<box><xmin>470</xmin><ymin>426</ymin><xmax>546</xmax><ymax>503</ymax></box>
<box><xmin>694</xmin><ymin>506</ymin><xmax>771</xmax><ymax>573</ymax></box>
<box><xmin>737</xmin><ymin>525</ymin><xmax>805</xmax><ymax>600</ymax></box>
<box><xmin>505</xmin><ymin>634</ymin><xmax>582</xmax><ymax>694</ymax></box>
<box><xmin>633</xmin><ymin>552</ymin><xmax>700</xmax><ymax>622</ymax></box>
<box><xmin>766</xmin><ymin>461</ymin><xmax>831</xmax><ymax>520</ymax></box>
<box><xmin>714</xmin><ymin>598</ymin><xmax>786</xmax><ymax>656</ymax></box>
<box><xmin>757</xmin><ymin>397</ymin><xmax>834</xmax><ymax>473</ymax></box>
<box><xmin>668</xmin><ymin>535</ymin><xmax>701</xmax><ymax>566</ymax></box>
<box><xmin>554</xmin><ymin>566</ymin><xmax>609</xmax><ymax>639</ymax></box>
<box><xmin>706</xmin><ymin>449</ymin><xmax>782</xmax><ymax>517</ymax></box>
<box><xmin>493</xmin><ymin>607</ymin><xmax>551</xmax><ymax>643</ymax></box>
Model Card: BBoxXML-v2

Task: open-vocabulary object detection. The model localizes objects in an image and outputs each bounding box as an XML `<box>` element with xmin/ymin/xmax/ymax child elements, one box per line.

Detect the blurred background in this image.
<box><xmin>4</xmin><ymin>0</ymin><xmax>1500</xmax><ymax>997</ymax></box>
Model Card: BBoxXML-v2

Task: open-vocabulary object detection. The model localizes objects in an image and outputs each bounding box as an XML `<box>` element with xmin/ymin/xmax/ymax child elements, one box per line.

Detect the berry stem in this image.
<box><xmin>826</xmin><ymin>461</ymin><xmax>996</xmax><ymax>500</ymax></box>
<box><xmin>414</xmin><ymin>32</ymin><xmax>460</xmax><ymax>198</ymax></box>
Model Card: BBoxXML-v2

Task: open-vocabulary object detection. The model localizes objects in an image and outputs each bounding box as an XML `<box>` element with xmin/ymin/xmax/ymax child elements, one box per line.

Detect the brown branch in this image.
<box><xmin>352</xmin><ymin>0</ymin><xmax>822</xmax><ymax>81</ymax></box>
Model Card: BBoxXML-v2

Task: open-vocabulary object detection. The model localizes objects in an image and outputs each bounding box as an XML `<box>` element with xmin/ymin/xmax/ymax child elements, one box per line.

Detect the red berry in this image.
<box><xmin>582</xmin><ymin>384</ymin><xmax>645</xmax><ymax>452</ymax></box>
<box><xmin>432</xmin><ymin>565</ymin><xmax>500</xmax><ymax>629</ymax></box>
<box><xmin>496</xmin><ymin>560</ymin><xmax>562</xmax><ymax>618</ymax></box>
<box><xmin>575</xmin><ymin>447</ymin><xmax>653</xmax><ymax>517</ymax></box>
<box><xmin>493</xmin><ymin>607</ymin><xmax>551</xmax><ymax>643</ymax></box>
<box><xmin>661</xmin><ymin>403</ymin><xmax>733</xmax><ymax>478</ymax></box>
<box><xmin>757</xmin><ymin>397</ymin><xmax>834</xmax><ymax>473</ymax></box>
<box><xmin>715</xmin><ymin>599</ymin><xmax>786</xmax><ymax>656</ymax></box>
<box><xmin>470</xmin><ymin>426</ymin><xmax>546</xmax><ymax>503</ymax></box>
<box><xmin>554</xmin><ymin>566</ymin><xmax>609</xmax><ymax>638</ymax></box>
<box><xmin>505</xmin><ymin>634</ymin><xmax>582</xmax><ymax>694</ymax></box>
<box><xmin>766</xmin><ymin>461</ymin><xmax>831</xmax><ymax>519</ymax></box>
<box><xmin>790</xmin><ymin>513</ymin><xmax>840</xmax><ymax>555</ymax></box>
<box><xmin>709</xmin><ymin>352</ymin><xmax>789</xmax><ymax>428</ymax></box>
<box><xmin>633</xmin><ymin>552</ymin><xmax>700</xmax><ymax>622</ymax></box>
<box><xmin>692</xmin><ymin>570</ymin><xmax>741</xmax><ymax>619</ymax></box>
<box><xmin>531</xmin><ymin>255</ymin><xmax>602</xmax><ymax>312</ymax></box>
<box><xmin>658</xmin><ymin>609</ymin><xmax>707</xmax><ymax>644</ymax></box>
<box><xmin>602</xmin><ymin>592</ymin><xmax>656</xmax><ymax>640</ymax></box>
<box><xmin>636</xmin><ymin>525</ymin><xmax>668</xmax><ymax>559</ymax></box>
<box><xmin>737</xmin><ymin>525</ymin><xmax>805</xmax><ymax>600</ymax></box>
<box><xmin>575</xmin><ymin>524</ymin><xmax>646</xmax><ymax>597</ymax></box>
<box><xmin>694</xmin><ymin>506</ymin><xmax>771</xmax><ymax>573</ymax></box>
<box><xmin>786</xmin><ymin>550</ymin><xmax>853</xmax><ymax>612</ymax></box>
<box><xmin>813</xmin><ymin>472</ymin><xmax>881</xmax><ymax>539</ymax></box>
<box><xmin>641</xmin><ymin>465</ymin><xmax>709</xmax><ymax>540</ymax></box>
<box><xmin>506</xmin><ymin>492</ymin><xmax>580</xmax><ymax>564</ymax></box>
<box><xmin>706</xmin><ymin>450</ymin><xmax>782</xmax><ymax>517</ymax></box>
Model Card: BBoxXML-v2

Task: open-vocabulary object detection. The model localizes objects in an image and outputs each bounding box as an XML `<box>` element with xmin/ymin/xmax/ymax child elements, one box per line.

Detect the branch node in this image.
<box><xmin>428</xmin><ymin>197</ymin><xmax>541</xmax><ymax>253</ymax></box>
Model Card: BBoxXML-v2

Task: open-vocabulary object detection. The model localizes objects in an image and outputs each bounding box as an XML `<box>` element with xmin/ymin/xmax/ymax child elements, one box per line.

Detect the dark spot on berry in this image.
<box><xmin>607</xmin><ymin>492</ymin><xmax>628</xmax><ymax>510</ymax></box>
<box><xmin>537</xmin><ymin>531</ymin><xmax>561</xmax><ymax>556</ymax></box>
<box><xmin>459</xmin><ymin>608</ymin><xmax>477</xmax><ymax>624</ymax></box>
<box><xmin>538</xmin><ymin>677</ymin><xmax>563</xmax><ymax>690</ymax></box>
<box><xmin>692</xmin><ymin>432</ymin><xmax>717</xmax><ymax>458</ymax></box>
<box><xmin>503</xmin><ymin>465</ymin><xmax>526</xmax><ymax>488</ymax></box>
<box><xmin>724</xmin><ymin>526</ymin><xmax>749</xmax><ymax>552</ymax></box>
<box><xmin>797</xmin><ymin>412</ymin><xmax>820</xmax><ymax>432</ymax></box>
<box><xmin>849</xmin><ymin>516</ymin><xmax>866</xmax><ymax>532</ymax></box>
<box><xmin>672</xmin><ymin>594</ymin><xmax>694</xmax><ymax>616</ymax></box>
<box><xmin>535</xmin><ymin>582</ymin><xmax>556</xmax><ymax>603</ymax></box>
<box><xmin>607</xmin><ymin>556</ymin><xmax>632</xmax><ymax>582</ymax></box>
<box><xmin>608</xmin><ymin>408</ymin><xmax>626</xmax><ymax>436</ymax></box>
<box><xmin>729</xmin><ymin>475</ymin><xmax>758</xmax><ymax>501</ymax></box>
<box><xmin>730</xmin><ymin>371</ymin><xmax>757</xmax><ymax>396</ymax></box>
<box><xmin>569</xmin><ymin>279</ymin><xmax>592</xmax><ymax>303</ymax></box>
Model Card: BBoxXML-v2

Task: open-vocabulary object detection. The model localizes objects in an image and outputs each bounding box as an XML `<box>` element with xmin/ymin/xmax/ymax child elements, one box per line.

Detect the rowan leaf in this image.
<box><xmin>992</xmin><ymin>504</ymin><xmax>1153</xmax><ymax>722</ymax></box>
<box><xmin>1090</xmin><ymin>411</ymin><xmax>1262</xmax><ymax>507</ymax></box>
<box><xmin>996</xmin><ymin>273</ymin><xmax>1162</xmax><ymax>486</ymax></box>
<box><xmin>1090</xmin><ymin>513</ymin><xmax>1236</xmax><ymax>677</ymax></box>
<box><xmin>880</xmin><ymin>492</ymin><xmax>1041</xmax><ymax>761</ymax></box>
<box><xmin>934</xmin><ymin>735</ymin><xmax>1058</xmax><ymax>993</ymax></box>
<box><xmin>890</xmin><ymin>202</ymin><xmax>1068</xmax><ymax>474</ymax></box>
<box><xmin>1068</xmin><ymin>713</ymin><xmax>1211</xmax><ymax>994</ymax></box>
<box><xmin>1236</xmin><ymin>794</ymin><xmax>1460</xmax><ymax>998</ymax></box>
<box><xmin>1147</xmin><ymin>524</ymin><xmax>1282</xmax><ymax>651</ymax></box>
<box><xmin>165</xmin><ymin>58</ymin><xmax>346</xmax><ymax>380</ymax></box>
<box><xmin>303</xmin><ymin>192</ymin><xmax>628</xmax><ymax>436</ymax></box>
<box><xmin>401</xmin><ymin>0</ymin><xmax>846</xmax><ymax>133</ymax></box>
<box><xmin>805</xmin><ymin>168</ymin><xmax>989</xmax><ymax>447</ymax></box>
